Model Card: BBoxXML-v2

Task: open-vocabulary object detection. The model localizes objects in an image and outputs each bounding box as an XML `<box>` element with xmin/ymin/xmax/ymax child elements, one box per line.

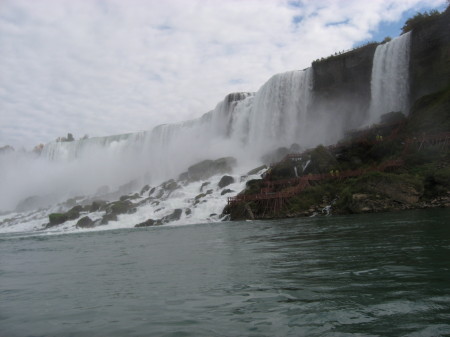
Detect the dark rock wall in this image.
<box><xmin>311</xmin><ymin>43</ymin><xmax>377</xmax><ymax>128</ymax></box>
<box><xmin>310</xmin><ymin>7</ymin><xmax>449</xmax><ymax>124</ymax></box>
<box><xmin>410</xmin><ymin>8</ymin><xmax>450</xmax><ymax>102</ymax></box>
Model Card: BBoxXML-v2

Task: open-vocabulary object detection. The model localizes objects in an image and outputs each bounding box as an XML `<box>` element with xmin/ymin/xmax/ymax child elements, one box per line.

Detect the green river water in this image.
<box><xmin>1</xmin><ymin>208</ymin><xmax>450</xmax><ymax>336</ymax></box>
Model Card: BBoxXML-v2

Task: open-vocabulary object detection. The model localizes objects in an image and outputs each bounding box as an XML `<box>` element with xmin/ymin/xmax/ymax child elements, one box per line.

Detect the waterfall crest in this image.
<box><xmin>368</xmin><ymin>32</ymin><xmax>411</xmax><ymax>124</ymax></box>
<box><xmin>1</xmin><ymin>29</ymin><xmax>414</xmax><ymax>212</ymax></box>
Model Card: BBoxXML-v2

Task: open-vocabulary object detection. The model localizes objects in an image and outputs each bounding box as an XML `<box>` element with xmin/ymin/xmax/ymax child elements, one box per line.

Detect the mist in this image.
<box><xmin>0</xmin><ymin>33</ymin><xmax>412</xmax><ymax>213</ymax></box>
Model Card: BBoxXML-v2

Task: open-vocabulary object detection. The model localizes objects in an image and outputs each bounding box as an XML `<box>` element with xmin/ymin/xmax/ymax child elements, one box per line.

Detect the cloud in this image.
<box><xmin>0</xmin><ymin>0</ymin><xmax>445</xmax><ymax>149</ymax></box>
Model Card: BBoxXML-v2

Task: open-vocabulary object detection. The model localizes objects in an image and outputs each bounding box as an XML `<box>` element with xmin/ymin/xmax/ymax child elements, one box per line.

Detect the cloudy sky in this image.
<box><xmin>0</xmin><ymin>0</ymin><xmax>446</xmax><ymax>150</ymax></box>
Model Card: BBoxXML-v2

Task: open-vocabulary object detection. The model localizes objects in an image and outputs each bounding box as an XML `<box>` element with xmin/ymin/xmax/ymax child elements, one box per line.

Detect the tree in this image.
<box><xmin>401</xmin><ymin>9</ymin><xmax>441</xmax><ymax>34</ymax></box>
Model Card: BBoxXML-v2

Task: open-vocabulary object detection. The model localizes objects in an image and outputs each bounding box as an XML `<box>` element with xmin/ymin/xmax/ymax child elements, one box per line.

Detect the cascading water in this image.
<box><xmin>2</xmin><ymin>70</ymin><xmax>315</xmax><ymax>212</ymax></box>
<box><xmin>368</xmin><ymin>32</ymin><xmax>411</xmax><ymax>124</ymax></box>
<box><xmin>0</xmin><ymin>32</ymin><xmax>413</xmax><ymax>227</ymax></box>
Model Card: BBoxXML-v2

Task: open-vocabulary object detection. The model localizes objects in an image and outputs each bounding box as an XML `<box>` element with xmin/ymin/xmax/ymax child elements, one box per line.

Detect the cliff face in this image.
<box><xmin>311</xmin><ymin>44</ymin><xmax>377</xmax><ymax>129</ymax></box>
<box><xmin>310</xmin><ymin>8</ymin><xmax>450</xmax><ymax>120</ymax></box>
<box><xmin>410</xmin><ymin>8</ymin><xmax>450</xmax><ymax>102</ymax></box>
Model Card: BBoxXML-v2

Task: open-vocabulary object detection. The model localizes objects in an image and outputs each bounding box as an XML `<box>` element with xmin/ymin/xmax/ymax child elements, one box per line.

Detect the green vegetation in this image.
<box><xmin>226</xmin><ymin>84</ymin><xmax>450</xmax><ymax>220</ymax></box>
<box><xmin>405</xmin><ymin>87</ymin><xmax>450</xmax><ymax>135</ymax></box>
<box><xmin>401</xmin><ymin>9</ymin><xmax>442</xmax><ymax>34</ymax></box>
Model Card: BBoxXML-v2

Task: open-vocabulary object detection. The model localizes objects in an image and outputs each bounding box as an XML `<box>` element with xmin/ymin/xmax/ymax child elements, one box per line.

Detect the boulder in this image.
<box><xmin>161</xmin><ymin>180</ymin><xmax>180</xmax><ymax>193</ymax></box>
<box><xmin>218</xmin><ymin>175</ymin><xmax>235</xmax><ymax>188</ymax></box>
<box><xmin>140</xmin><ymin>185</ymin><xmax>150</xmax><ymax>195</ymax></box>
<box><xmin>178</xmin><ymin>171</ymin><xmax>189</xmax><ymax>181</ymax></box>
<box><xmin>66</xmin><ymin>205</ymin><xmax>83</xmax><ymax>220</ymax></box>
<box><xmin>200</xmin><ymin>181</ymin><xmax>210</xmax><ymax>192</ymax></box>
<box><xmin>135</xmin><ymin>218</ymin><xmax>158</xmax><ymax>227</ymax></box>
<box><xmin>76</xmin><ymin>216</ymin><xmax>95</xmax><ymax>228</ymax></box>
<box><xmin>119</xmin><ymin>193</ymin><xmax>140</xmax><ymax>201</ymax></box>
<box><xmin>47</xmin><ymin>213</ymin><xmax>68</xmax><ymax>227</ymax></box>
<box><xmin>149</xmin><ymin>187</ymin><xmax>156</xmax><ymax>196</ymax></box>
<box><xmin>89</xmin><ymin>200</ymin><xmax>107</xmax><ymax>212</ymax></box>
<box><xmin>221</xmin><ymin>189</ymin><xmax>234</xmax><ymax>195</ymax></box>
<box><xmin>160</xmin><ymin>209</ymin><xmax>183</xmax><ymax>224</ymax></box>
<box><xmin>185</xmin><ymin>157</ymin><xmax>236</xmax><ymax>181</ymax></box>
<box><xmin>108</xmin><ymin>200</ymin><xmax>134</xmax><ymax>215</ymax></box>
<box><xmin>101</xmin><ymin>213</ymin><xmax>118</xmax><ymax>224</ymax></box>
<box><xmin>247</xmin><ymin>165</ymin><xmax>268</xmax><ymax>176</ymax></box>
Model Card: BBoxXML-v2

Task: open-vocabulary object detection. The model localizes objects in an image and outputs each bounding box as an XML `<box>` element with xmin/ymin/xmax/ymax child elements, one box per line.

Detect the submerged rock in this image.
<box><xmin>76</xmin><ymin>216</ymin><xmax>95</xmax><ymax>228</ymax></box>
<box><xmin>218</xmin><ymin>175</ymin><xmax>235</xmax><ymax>188</ymax></box>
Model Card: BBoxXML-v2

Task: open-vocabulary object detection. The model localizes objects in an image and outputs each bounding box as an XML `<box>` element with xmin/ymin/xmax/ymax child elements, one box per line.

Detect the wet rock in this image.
<box><xmin>206</xmin><ymin>189</ymin><xmax>213</xmax><ymax>195</ymax></box>
<box><xmin>135</xmin><ymin>197</ymin><xmax>151</xmax><ymax>207</ymax></box>
<box><xmin>64</xmin><ymin>198</ymin><xmax>77</xmax><ymax>208</ymax></box>
<box><xmin>67</xmin><ymin>205</ymin><xmax>83</xmax><ymax>220</ymax></box>
<box><xmin>247</xmin><ymin>165</ymin><xmax>268</xmax><ymax>176</ymax></box>
<box><xmin>135</xmin><ymin>218</ymin><xmax>158</xmax><ymax>227</ymax></box>
<box><xmin>76</xmin><ymin>216</ymin><xmax>95</xmax><ymax>228</ymax></box>
<box><xmin>218</xmin><ymin>175</ymin><xmax>235</xmax><ymax>188</ymax></box>
<box><xmin>89</xmin><ymin>200</ymin><xmax>107</xmax><ymax>212</ymax></box>
<box><xmin>200</xmin><ymin>182</ymin><xmax>210</xmax><ymax>192</ymax></box>
<box><xmin>162</xmin><ymin>179</ymin><xmax>179</xmax><ymax>191</ymax></box>
<box><xmin>107</xmin><ymin>200</ymin><xmax>134</xmax><ymax>215</ymax></box>
<box><xmin>160</xmin><ymin>209</ymin><xmax>183</xmax><ymax>224</ymax></box>
<box><xmin>185</xmin><ymin>208</ymin><xmax>192</xmax><ymax>216</ymax></box>
<box><xmin>221</xmin><ymin>189</ymin><xmax>234</xmax><ymax>195</ymax></box>
<box><xmin>101</xmin><ymin>213</ymin><xmax>118</xmax><ymax>224</ymax></box>
<box><xmin>47</xmin><ymin>213</ymin><xmax>68</xmax><ymax>227</ymax></box>
<box><xmin>185</xmin><ymin>157</ymin><xmax>237</xmax><ymax>181</ymax></box>
<box><xmin>149</xmin><ymin>187</ymin><xmax>156</xmax><ymax>196</ymax></box>
<box><xmin>140</xmin><ymin>185</ymin><xmax>150</xmax><ymax>195</ymax></box>
<box><xmin>155</xmin><ymin>189</ymin><xmax>165</xmax><ymax>199</ymax></box>
<box><xmin>178</xmin><ymin>171</ymin><xmax>189</xmax><ymax>181</ymax></box>
<box><xmin>119</xmin><ymin>193</ymin><xmax>140</xmax><ymax>201</ymax></box>
<box><xmin>195</xmin><ymin>193</ymin><xmax>207</xmax><ymax>200</ymax></box>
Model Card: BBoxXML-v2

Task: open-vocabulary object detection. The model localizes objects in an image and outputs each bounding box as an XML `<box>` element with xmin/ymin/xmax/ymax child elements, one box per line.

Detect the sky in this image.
<box><xmin>0</xmin><ymin>0</ymin><xmax>446</xmax><ymax>150</ymax></box>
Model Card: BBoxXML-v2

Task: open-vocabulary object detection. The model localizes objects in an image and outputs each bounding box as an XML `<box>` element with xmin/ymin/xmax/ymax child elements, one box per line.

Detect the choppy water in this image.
<box><xmin>1</xmin><ymin>209</ymin><xmax>450</xmax><ymax>337</ymax></box>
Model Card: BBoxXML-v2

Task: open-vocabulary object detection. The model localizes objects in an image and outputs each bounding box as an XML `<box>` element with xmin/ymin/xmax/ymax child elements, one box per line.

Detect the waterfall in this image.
<box><xmin>368</xmin><ymin>32</ymin><xmax>411</xmax><ymax>124</ymax></box>
<box><xmin>1</xmin><ymin>69</ymin><xmax>317</xmax><ymax>211</ymax></box>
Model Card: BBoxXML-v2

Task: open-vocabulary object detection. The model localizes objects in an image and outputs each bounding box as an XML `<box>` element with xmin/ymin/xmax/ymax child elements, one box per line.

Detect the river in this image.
<box><xmin>1</xmin><ymin>208</ymin><xmax>450</xmax><ymax>336</ymax></box>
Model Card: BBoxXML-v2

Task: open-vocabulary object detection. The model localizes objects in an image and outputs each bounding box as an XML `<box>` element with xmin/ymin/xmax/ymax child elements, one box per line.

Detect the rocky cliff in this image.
<box><xmin>311</xmin><ymin>7</ymin><xmax>450</xmax><ymax>118</ymax></box>
<box><xmin>311</xmin><ymin>43</ymin><xmax>377</xmax><ymax>128</ymax></box>
<box><xmin>410</xmin><ymin>7</ymin><xmax>450</xmax><ymax>102</ymax></box>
